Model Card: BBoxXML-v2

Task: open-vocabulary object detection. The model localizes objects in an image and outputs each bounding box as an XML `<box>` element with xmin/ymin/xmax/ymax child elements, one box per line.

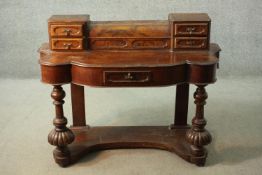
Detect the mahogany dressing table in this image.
<box><xmin>38</xmin><ymin>13</ymin><xmax>221</xmax><ymax>167</ymax></box>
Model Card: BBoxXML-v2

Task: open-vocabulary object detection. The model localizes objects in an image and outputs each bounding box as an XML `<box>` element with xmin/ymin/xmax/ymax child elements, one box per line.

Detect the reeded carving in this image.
<box><xmin>186</xmin><ymin>85</ymin><xmax>212</xmax><ymax>166</ymax></box>
<box><xmin>48</xmin><ymin>85</ymin><xmax>75</xmax><ymax>167</ymax></box>
<box><xmin>186</xmin><ymin>128</ymin><xmax>211</xmax><ymax>146</ymax></box>
<box><xmin>48</xmin><ymin>128</ymin><xmax>75</xmax><ymax>147</ymax></box>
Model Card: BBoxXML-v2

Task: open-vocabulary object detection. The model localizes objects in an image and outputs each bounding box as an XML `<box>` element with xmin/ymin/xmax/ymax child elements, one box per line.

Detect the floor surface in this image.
<box><xmin>0</xmin><ymin>77</ymin><xmax>261</xmax><ymax>175</ymax></box>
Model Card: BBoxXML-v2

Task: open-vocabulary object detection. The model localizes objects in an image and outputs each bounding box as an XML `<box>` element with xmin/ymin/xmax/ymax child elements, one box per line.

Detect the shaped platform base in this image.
<box><xmin>53</xmin><ymin>126</ymin><xmax>209</xmax><ymax>167</ymax></box>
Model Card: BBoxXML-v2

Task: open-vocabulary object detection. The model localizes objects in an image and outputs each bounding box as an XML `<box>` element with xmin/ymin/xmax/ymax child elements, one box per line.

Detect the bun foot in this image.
<box><xmin>190</xmin><ymin>151</ymin><xmax>207</xmax><ymax>167</ymax></box>
<box><xmin>194</xmin><ymin>158</ymin><xmax>206</xmax><ymax>167</ymax></box>
<box><xmin>53</xmin><ymin>147</ymin><xmax>71</xmax><ymax>167</ymax></box>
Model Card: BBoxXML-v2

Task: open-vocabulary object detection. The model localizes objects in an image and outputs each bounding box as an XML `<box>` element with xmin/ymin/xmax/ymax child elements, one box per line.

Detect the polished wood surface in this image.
<box><xmin>39</xmin><ymin>43</ymin><xmax>219</xmax><ymax>86</ymax></box>
<box><xmin>69</xmin><ymin>126</ymin><xmax>194</xmax><ymax>164</ymax></box>
<box><xmin>89</xmin><ymin>20</ymin><xmax>170</xmax><ymax>50</ymax></box>
<box><xmin>39</xmin><ymin>43</ymin><xmax>219</xmax><ymax>66</ymax></box>
<box><xmin>39</xmin><ymin>13</ymin><xmax>221</xmax><ymax>167</ymax></box>
<box><xmin>186</xmin><ymin>85</ymin><xmax>212</xmax><ymax>166</ymax></box>
<box><xmin>50</xmin><ymin>24</ymin><xmax>84</xmax><ymax>37</ymax></box>
<box><xmin>71</xmin><ymin>84</ymin><xmax>86</xmax><ymax>127</ymax></box>
<box><xmin>48</xmin><ymin>15</ymin><xmax>89</xmax><ymax>50</ymax></box>
<box><xmin>174</xmin><ymin>23</ymin><xmax>208</xmax><ymax>36</ymax></box>
<box><xmin>169</xmin><ymin>13</ymin><xmax>210</xmax><ymax>50</ymax></box>
<box><xmin>48</xmin><ymin>86</ymin><xmax>75</xmax><ymax>166</ymax></box>
<box><xmin>174</xmin><ymin>83</ymin><xmax>189</xmax><ymax>126</ymax></box>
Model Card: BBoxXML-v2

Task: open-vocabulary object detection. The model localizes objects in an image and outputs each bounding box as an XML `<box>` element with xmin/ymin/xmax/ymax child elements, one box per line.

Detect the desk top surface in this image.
<box><xmin>39</xmin><ymin>43</ymin><xmax>220</xmax><ymax>68</ymax></box>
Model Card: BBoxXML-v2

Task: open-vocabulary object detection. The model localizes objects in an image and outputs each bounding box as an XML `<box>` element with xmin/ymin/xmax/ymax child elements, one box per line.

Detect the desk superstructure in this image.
<box><xmin>39</xmin><ymin>13</ymin><xmax>221</xmax><ymax>167</ymax></box>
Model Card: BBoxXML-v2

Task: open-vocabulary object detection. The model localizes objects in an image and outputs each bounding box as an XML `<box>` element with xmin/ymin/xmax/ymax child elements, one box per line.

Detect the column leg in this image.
<box><xmin>175</xmin><ymin>83</ymin><xmax>189</xmax><ymax>126</ymax></box>
<box><xmin>71</xmin><ymin>83</ymin><xmax>86</xmax><ymax>127</ymax></box>
<box><xmin>186</xmin><ymin>85</ymin><xmax>212</xmax><ymax>166</ymax></box>
<box><xmin>48</xmin><ymin>85</ymin><xmax>75</xmax><ymax>167</ymax></box>
<box><xmin>170</xmin><ymin>83</ymin><xmax>189</xmax><ymax>129</ymax></box>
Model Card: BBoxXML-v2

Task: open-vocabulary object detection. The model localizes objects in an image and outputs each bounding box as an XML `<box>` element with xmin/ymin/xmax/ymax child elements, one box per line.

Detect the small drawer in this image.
<box><xmin>174</xmin><ymin>23</ymin><xmax>208</xmax><ymax>36</ymax></box>
<box><xmin>174</xmin><ymin>37</ymin><xmax>207</xmax><ymax>49</ymax></box>
<box><xmin>51</xmin><ymin>38</ymin><xmax>83</xmax><ymax>50</ymax></box>
<box><xmin>50</xmin><ymin>24</ymin><xmax>83</xmax><ymax>37</ymax></box>
<box><xmin>104</xmin><ymin>71</ymin><xmax>152</xmax><ymax>85</ymax></box>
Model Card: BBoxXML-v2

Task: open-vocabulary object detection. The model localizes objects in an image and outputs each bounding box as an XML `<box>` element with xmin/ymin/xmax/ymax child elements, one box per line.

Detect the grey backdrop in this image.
<box><xmin>0</xmin><ymin>0</ymin><xmax>261</xmax><ymax>78</ymax></box>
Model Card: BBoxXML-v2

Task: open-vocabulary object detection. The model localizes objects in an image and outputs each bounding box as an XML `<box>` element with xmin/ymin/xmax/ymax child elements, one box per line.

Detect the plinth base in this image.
<box><xmin>53</xmin><ymin>126</ymin><xmax>209</xmax><ymax>167</ymax></box>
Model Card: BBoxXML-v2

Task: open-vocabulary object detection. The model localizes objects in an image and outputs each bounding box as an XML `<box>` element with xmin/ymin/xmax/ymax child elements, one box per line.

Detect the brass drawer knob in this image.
<box><xmin>63</xmin><ymin>43</ymin><xmax>72</xmax><ymax>49</ymax></box>
<box><xmin>124</xmin><ymin>73</ymin><xmax>134</xmax><ymax>80</ymax></box>
<box><xmin>63</xmin><ymin>29</ymin><xmax>72</xmax><ymax>36</ymax></box>
<box><xmin>186</xmin><ymin>27</ymin><xmax>196</xmax><ymax>34</ymax></box>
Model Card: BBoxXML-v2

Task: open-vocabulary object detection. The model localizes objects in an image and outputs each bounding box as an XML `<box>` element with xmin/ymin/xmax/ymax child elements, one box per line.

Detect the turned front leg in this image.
<box><xmin>48</xmin><ymin>85</ymin><xmax>75</xmax><ymax>167</ymax></box>
<box><xmin>186</xmin><ymin>85</ymin><xmax>212</xmax><ymax>166</ymax></box>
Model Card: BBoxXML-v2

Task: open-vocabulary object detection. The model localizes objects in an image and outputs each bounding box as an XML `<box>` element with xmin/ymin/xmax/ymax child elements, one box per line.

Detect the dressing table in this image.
<box><xmin>38</xmin><ymin>13</ymin><xmax>221</xmax><ymax>167</ymax></box>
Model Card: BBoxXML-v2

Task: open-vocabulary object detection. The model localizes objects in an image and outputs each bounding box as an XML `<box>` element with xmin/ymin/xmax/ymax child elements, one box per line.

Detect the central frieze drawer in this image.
<box><xmin>50</xmin><ymin>24</ymin><xmax>83</xmax><ymax>37</ymax></box>
<box><xmin>104</xmin><ymin>71</ymin><xmax>152</xmax><ymax>84</ymax></box>
<box><xmin>174</xmin><ymin>23</ymin><xmax>208</xmax><ymax>36</ymax></box>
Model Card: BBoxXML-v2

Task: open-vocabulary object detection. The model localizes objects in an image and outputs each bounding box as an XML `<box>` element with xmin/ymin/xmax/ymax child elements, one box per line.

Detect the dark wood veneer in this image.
<box><xmin>39</xmin><ymin>13</ymin><xmax>221</xmax><ymax>167</ymax></box>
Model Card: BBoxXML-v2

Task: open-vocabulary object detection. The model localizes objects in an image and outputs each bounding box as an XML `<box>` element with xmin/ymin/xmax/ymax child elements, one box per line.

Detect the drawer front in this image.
<box><xmin>174</xmin><ymin>37</ymin><xmax>207</xmax><ymax>49</ymax></box>
<box><xmin>104</xmin><ymin>71</ymin><xmax>152</xmax><ymax>85</ymax></box>
<box><xmin>50</xmin><ymin>24</ymin><xmax>83</xmax><ymax>37</ymax></box>
<box><xmin>51</xmin><ymin>38</ymin><xmax>83</xmax><ymax>50</ymax></box>
<box><xmin>174</xmin><ymin>23</ymin><xmax>208</xmax><ymax>36</ymax></box>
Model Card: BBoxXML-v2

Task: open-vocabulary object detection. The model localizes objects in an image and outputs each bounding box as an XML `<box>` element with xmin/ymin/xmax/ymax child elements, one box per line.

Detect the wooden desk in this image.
<box><xmin>39</xmin><ymin>13</ymin><xmax>221</xmax><ymax>167</ymax></box>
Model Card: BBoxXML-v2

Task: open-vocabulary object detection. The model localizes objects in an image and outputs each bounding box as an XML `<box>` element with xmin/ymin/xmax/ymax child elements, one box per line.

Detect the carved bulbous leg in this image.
<box><xmin>186</xmin><ymin>85</ymin><xmax>212</xmax><ymax>166</ymax></box>
<box><xmin>48</xmin><ymin>85</ymin><xmax>75</xmax><ymax>167</ymax></box>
